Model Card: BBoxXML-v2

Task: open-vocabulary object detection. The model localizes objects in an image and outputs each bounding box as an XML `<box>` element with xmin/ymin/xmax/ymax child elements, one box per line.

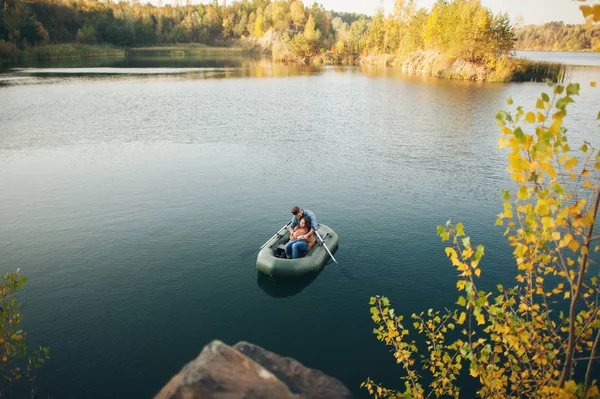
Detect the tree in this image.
<box><xmin>289</xmin><ymin>0</ymin><xmax>305</xmax><ymax>31</ymax></box>
<box><xmin>303</xmin><ymin>13</ymin><xmax>321</xmax><ymax>53</ymax></box>
<box><xmin>254</xmin><ymin>10</ymin><xmax>265</xmax><ymax>37</ymax></box>
<box><xmin>364</xmin><ymin>3</ymin><xmax>600</xmax><ymax>396</ymax></box>
<box><xmin>0</xmin><ymin>271</ymin><xmax>50</xmax><ymax>397</ymax></box>
<box><xmin>2</xmin><ymin>0</ymin><xmax>47</xmax><ymax>47</ymax></box>
<box><xmin>364</xmin><ymin>80</ymin><xmax>600</xmax><ymax>399</ymax></box>
<box><xmin>76</xmin><ymin>23</ymin><xmax>97</xmax><ymax>44</ymax></box>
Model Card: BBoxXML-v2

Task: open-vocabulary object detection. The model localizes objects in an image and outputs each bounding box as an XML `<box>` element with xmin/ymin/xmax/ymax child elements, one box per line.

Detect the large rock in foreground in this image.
<box><xmin>154</xmin><ymin>340</ymin><xmax>353</xmax><ymax>399</ymax></box>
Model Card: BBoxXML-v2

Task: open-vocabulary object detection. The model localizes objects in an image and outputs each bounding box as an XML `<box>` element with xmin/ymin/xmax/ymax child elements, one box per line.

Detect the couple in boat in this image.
<box><xmin>284</xmin><ymin>206</ymin><xmax>318</xmax><ymax>259</ymax></box>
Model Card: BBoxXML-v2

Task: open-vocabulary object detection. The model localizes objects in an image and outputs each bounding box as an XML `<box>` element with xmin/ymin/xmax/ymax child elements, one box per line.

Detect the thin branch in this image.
<box><xmin>589</xmin><ymin>234</ymin><xmax>600</xmax><ymax>242</ymax></box>
<box><xmin>559</xmin><ymin>188</ymin><xmax>600</xmax><ymax>386</ymax></box>
<box><xmin>585</xmin><ymin>308</ymin><xmax>600</xmax><ymax>392</ymax></box>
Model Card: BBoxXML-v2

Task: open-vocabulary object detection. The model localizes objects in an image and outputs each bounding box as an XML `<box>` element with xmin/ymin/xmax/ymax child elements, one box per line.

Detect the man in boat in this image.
<box><xmin>288</xmin><ymin>206</ymin><xmax>317</xmax><ymax>242</ymax></box>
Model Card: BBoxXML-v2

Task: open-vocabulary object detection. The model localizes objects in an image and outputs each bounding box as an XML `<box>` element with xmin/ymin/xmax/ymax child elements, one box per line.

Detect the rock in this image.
<box><xmin>401</xmin><ymin>50</ymin><xmax>487</xmax><ymax>80</ymax></box>
<box><xmin>234</xmin><ymin>342</ymin><xmax>352</xmax><ymax>399</ymax></box>
<box><xmin>154</xmin><ymin>340</ymin><xmax>353</xmax><ymax>399</ymax></box>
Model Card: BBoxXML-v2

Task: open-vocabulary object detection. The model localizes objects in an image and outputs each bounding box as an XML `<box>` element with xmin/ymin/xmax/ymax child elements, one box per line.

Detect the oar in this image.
<box><xmin>315</xmin><ymin>230</ymin><xmax>338</xmax><ymax>264</ymax></box>
<box><xmin>239</xmin><ymin>221</ymin><xmax>291</xmax><ymax>258</ymax></box>
<box><xmin>260</xmin><ymin>221</ymin><xmax>292</xmax><ymax>249</ymax></box>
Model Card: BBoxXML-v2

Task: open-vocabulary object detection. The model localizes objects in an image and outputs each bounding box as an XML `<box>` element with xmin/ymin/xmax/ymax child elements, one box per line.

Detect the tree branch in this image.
<box><xmin>559</xmin><ymin>188</ymin><xmax>600</xmax><ymax>386</ymax></box>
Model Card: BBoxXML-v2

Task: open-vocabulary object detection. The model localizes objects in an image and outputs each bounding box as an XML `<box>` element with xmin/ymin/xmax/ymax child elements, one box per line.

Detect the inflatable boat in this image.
<box><xmin>256</xmin><ymin>224</ymin><xmax>339</xmax><ymax>277</ymax></box>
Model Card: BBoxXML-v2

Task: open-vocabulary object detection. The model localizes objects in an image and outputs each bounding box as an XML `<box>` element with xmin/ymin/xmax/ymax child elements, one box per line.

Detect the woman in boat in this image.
<box><xmin>285</xmin><ymin>216</ymin><xmax>317</xmax><ymax>259</ymax></box>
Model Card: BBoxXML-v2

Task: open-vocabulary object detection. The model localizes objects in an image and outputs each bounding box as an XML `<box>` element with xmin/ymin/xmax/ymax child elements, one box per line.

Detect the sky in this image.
<box><xmin>312</xmin><ymin>0</ymin><xmax>586</xmax><ymax>25</ymax></box>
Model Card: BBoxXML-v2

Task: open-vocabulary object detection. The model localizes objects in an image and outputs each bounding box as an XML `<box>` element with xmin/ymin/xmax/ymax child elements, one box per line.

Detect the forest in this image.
<box><xmin>0</xmin><ymin>0</ymin><xmax>592</xmax><ymax>81</ymax></box>
<box><xmin>1</xmin><ymin>0</ymin><xmax>516</xmax><ymax>65</ymax></box>
<box><xmin>515</xmin><ymin>22</ymin><xmax>600</xmax><ymax>52</ymax></box>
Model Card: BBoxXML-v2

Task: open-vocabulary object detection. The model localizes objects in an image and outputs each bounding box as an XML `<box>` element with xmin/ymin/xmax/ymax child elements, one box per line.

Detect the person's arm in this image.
<box><xmin>290</xmin><ymin>227</ymin><xmax>300</xmax><ymax>240</ymax></box>
<box><xmin>288</xmin><ymin>216</ymin><xmax>298</xmax><ymax>235</ymax></box>
<box><xmin>307</xmin><ymin>210</ymin><xmax>318</xmax><ymax>238</ymax></box>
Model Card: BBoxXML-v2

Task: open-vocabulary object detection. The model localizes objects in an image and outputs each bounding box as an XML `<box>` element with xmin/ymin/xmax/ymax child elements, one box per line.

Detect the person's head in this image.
<box><xmin>291</xmin><ymin>206</ymin><xmax>303</xmax><ymax>219</ymax></box>
<box><xmin>300</xmin><ymin>216</ymin><xmax>311</xmax><ymax>231</ymax></box>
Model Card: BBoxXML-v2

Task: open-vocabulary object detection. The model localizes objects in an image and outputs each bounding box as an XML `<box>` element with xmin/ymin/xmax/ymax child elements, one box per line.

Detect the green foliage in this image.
<box><xmin>0</xmin><ymin>271</ymin><xmax>49</xmax><ymax>397</ymax></box>
<box><xmin>1</xmin><ymin>0</ymin><xmax>48</xmax><ymax>48</ymax></box>
<box><xmin>76</xmin><ymin>24</ymin><xmax>97</xmax><ymax>44</ymax></box>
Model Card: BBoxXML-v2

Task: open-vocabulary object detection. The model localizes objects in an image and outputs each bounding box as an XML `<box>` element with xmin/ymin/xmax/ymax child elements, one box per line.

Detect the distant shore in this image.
<box><xmin>1</xmin><ymin>42</ymin><xmax>566</xmax><ymax>83</ymax></box>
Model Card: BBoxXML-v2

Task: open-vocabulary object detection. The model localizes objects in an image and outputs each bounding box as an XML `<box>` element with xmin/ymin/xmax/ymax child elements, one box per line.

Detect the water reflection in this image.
<box><xmin>256</xmin><ymin>270</ymin><xmax>322</xmax><ymax>298</ymax></box>
<box><xmin>4</xmin><ymin>52</ymin><xmax>323</xmax><ymax>80</ymax></box>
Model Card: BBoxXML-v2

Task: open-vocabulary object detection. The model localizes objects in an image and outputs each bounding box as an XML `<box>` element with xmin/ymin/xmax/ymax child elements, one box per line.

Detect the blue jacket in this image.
<box><xmin>290</xmin><ymin>209</ymin><xmax>318</xmax><ymax>232</ymax></box>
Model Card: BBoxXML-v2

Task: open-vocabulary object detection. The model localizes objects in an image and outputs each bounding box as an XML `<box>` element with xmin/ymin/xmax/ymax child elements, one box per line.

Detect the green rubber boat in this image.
<box><xmin>256</xmin><ymin>224</ymin><xmax>339</xmax><ymax>277</ymax></box>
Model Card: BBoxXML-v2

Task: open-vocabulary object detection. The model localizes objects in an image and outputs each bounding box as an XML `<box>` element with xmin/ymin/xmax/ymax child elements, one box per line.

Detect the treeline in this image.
<box><xmin>515</xmin><ymin>22</ymin><xmax>600</xmax><ymax>51</ymax></box>
<box><xmin>0</xmin><ymin>0</ymin><xmax>346</xmax><ymax>51</ymax></box>
<box><xmin>0</xmin><ymin>0</ymin><xmax>516</xmax><ymax>65</ymax></box>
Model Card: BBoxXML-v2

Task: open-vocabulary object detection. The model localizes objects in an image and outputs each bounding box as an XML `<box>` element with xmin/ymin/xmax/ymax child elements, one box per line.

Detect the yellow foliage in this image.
<box><xmin>366</xmin><ymin>28</ymin><xmax>600</xmax><ymax>397</ymax></box>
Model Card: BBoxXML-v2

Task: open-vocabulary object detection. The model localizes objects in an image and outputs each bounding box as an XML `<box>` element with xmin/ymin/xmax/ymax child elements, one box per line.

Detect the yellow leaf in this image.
<box><xmin>494</xmin><ymin>345</ymin><xmax>503</xmax><ymax>353</ymax></box>
<box><xmin>445</xmin><ymin>247</ymin><xmax>457</xmax><ymax>260</ymax></box>
<box><xmin>536</xmin><ymin>99</ymin><xmax>545</xmax><ymax>109</ymax></box>
<box><xmin>517</xmin><ymin>185</ymin><xmax>530</xmax><ymax>200</ymax></box>
<box><xmin>542</xmin><ymin>217</ymin><xmax>555</xmax><ymax>229</ymax></box>
<box><xmin>581</xmin><ymin>5</ymin><xmax>593</xmax><ymax>18</ymax></box>
<box><xmin>559</xmin><ymin>234</ymin><xmax>574</xmax><ymax>248</ymax></box>
<box><xmin>565</xmin><ymin>380</ymin><xmax>577</xmax><ymax>394</ymax></box>
<box><xmin>568</xmin><ymin>240</ymin><xmax>581</xmax><ymax>252</ymax></box>
<box><xmin>565</xmin><ymin>157</ymin><xmax>578</xmax><ymax>171</ymax></box>
<box><xmin>498</xmin><ymin>137</ymin><xmax>510</xmax><ymax>149</ymax></box>
<box><xmin>476</xmin><ymin>314</ymin><xmax>485</xmax><ymax>325</ymax></box>
<box><xmin>457</xmin><ymin>312</ymin><xmax>467</xmax><ymax>325</ymax></box>
<box><xmin>475</xmin><ymin>268</ymin><xmax>481</xmax><ymax>277</ymax></box>
<box><xmin>586</xmin><ymin>385</ymin><xmax>599</xmax><ymax>398</ymax></box>
<box><xmin>525</xmin><ymin>112</ymin><xmax>535</xmax><ymax>123</ymax></box>
<box><xmin>591</xmin><ymin>81</ymin><xmax>597</xmax><ymax>88</ymax></box>
<box><xmin>537</xmin><ymin>112</ymin><xmax>546</xmax><ymax>123</ymax></box>
<box><xmin>552</xmin><ymin>232</ymin><xmax>560</xmax><ymax>241</ymax></box>
<box><xmin>564</xmin><ymin>291</ymin><xmax>571</xmax><ymax>300</ymax></box>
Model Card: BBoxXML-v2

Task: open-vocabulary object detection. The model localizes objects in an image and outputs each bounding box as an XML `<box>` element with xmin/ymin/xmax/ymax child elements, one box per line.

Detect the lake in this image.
<box><xmin>1</xmin><ymin>51</ymin><xmax>599</xmax><ymax>398</ymax></box>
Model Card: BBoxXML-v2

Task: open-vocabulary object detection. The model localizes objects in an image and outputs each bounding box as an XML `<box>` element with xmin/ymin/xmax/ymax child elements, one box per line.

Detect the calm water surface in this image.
<box><xmin>1</xmin><ymin>52</ymin><xmax>599</xmax><ymax>398</ymax></box>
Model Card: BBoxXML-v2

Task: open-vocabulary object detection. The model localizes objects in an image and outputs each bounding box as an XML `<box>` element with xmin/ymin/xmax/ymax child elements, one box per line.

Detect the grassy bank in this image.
<box><xmin>128</xmin><ymin>44</ymin><xmax>254</xmax><ymax>57</ymax></box>
<box><xmin>358</xmin><ymin>51</ymin><xmax>565</xmax><ymax>82</ymax></box>
<box><xmin>509</xmin><ymin>58</ymin><xmax>565</xmax><ymax>82</ymax></box>
<box><xmin>0</xmin><ymin>43</ymin><xmax>125</xmax><ymax>64</ymax></box>
<box><xmin>0</xmin><ymin>42</ymin><xmax>251</xmax><ymax>65</ymax></box>
<box><xmin>26</xmin><ymin>44</ymin><xmax>125</xmax><ymax>59</ymax></box>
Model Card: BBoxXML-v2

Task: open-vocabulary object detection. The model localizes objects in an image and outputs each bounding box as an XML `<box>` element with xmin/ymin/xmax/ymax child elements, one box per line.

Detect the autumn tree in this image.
<box><xmin>363</xmin><ymin>4</ymin><xmax>600</xmax><ymax>398</ymax></box>
<box><xmin>0</xmin><ymin>271</ymin><xmax>50</xmax><ymax>397</ymax></box>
